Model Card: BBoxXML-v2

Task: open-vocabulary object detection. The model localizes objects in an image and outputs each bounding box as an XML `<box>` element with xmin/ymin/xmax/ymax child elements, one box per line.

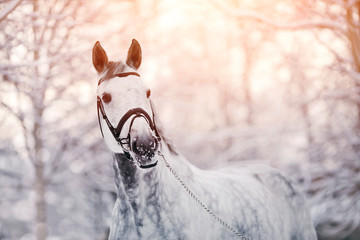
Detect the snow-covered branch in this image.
<box><xmin>0</xmin><ymin>51</ymin><xmax>80</xmax><ymax>71</ymax></box>
<box><xmin>0</xmin><ymin>168</ymin><xmax>22</xmax><ymax>179</ymax></box>
<box><xmin>346</xmin><ymin>0</ymin><xmax>360</xmax><ymax>8</ymax></box>
<box><xmin>213</xmin><ymin>0</ymin><xmax>346</xmax><ymax>34</ymax></box>
<box><xmin>0</xmin><ymin>0</ymin><xmax>22</xmax><ymax>22</ymax></box>
<box><xmin>0</xmin><ymin>102</ymin><xmax>24</xmax><ymax>121</ymax></box>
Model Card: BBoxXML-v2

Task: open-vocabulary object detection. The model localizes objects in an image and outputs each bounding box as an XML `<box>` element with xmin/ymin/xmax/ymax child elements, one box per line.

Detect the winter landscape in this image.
<box><xmin>1</xmin><ymin>0</ymin><xmax>359</xmax><ymax>239</ymax></box>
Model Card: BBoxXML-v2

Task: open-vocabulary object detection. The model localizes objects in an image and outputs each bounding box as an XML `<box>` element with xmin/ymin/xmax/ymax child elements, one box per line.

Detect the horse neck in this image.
<box><xmin>112</xmin><ymin>143</ymin><xmax>193</xmax><ymax>204</ymax></box>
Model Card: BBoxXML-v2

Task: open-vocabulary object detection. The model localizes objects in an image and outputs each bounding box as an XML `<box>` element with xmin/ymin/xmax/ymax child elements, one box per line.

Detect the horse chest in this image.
<box><xmin>110</xmin><ymin>197</ymin><xmax>234</xmax><ymax>240</ymax></box>
<box><xmin>109</xmin><ymin>154</ymin><xmax>316</xmax><ymax>240</ymax></box>
<box><xmin>112</xmin><ymin>174</ymin><xmax>248</xmax><ymax>239</ymax></box>
<box><xmin>110</xmin><ymin>172</ymin><xmax>230</xmax><ymax>239</ymax></box>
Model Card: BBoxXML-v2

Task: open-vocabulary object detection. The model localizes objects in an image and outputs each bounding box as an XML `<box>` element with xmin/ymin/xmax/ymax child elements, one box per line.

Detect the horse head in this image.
<box><xmin>93</xmin><ymin>39</ymin><xmax>160</xmax><ymax>169</ymax></box>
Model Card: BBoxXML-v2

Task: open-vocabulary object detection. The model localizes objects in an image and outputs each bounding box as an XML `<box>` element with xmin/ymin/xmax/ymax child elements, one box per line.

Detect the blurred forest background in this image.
<box><xmin>1</xmin><ymin>0</ymin><xmax>360</xmax><ymax>239</ymax></box>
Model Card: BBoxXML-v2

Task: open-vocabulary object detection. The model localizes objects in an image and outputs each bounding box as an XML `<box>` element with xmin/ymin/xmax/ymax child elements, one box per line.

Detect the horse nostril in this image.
<box><xmin>133</xmin><ymin>142</ymin><xmax>144</xmax><ymax>155</ymax></box>
<box><xmin>132</xmin><ymin>136</ymin><xmax>158</xmax><ymax>157</ymax></box>
<box><xmin>150</xmin><ymin>139</ymin><xmax>158</xmax><ymax>151</ymax></box>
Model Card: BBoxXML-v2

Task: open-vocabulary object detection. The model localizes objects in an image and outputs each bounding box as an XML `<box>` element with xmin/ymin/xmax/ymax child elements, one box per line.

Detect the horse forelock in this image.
<box><xmin>100</xmin><ymin>61</ymin><xmax>126</xmax><ymax>82</ymax></box>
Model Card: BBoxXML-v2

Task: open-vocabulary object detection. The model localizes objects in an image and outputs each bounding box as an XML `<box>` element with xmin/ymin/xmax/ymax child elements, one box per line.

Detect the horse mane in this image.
<box><xmin>157</xmin><ymin>125</ymin><xmax>178</xmax><ymax>156</ymax></box>
<box><xmin>150</xmin><ymin>99</ymin><xmax>178</xmax><ymax>156</ymax></box>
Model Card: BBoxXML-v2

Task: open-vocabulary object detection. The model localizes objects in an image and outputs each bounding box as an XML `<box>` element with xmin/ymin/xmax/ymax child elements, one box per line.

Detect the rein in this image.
<box><xmin>97</xmin><ymin>72</ymin><xmax>160</xmax><ymax>157</ymax></box>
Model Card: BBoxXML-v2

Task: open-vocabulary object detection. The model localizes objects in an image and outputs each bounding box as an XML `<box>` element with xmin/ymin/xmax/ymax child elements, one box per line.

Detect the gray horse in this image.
<box><xmin>93</xmin><ymin>39</ymin><xmax>317</xmax><ymax>240</ymax></box>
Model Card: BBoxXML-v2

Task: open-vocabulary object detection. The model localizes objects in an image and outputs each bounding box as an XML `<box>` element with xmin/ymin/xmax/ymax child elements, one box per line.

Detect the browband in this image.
<box><xmin>98</xmin><ymin>72</ymin><xmax>140</xmax><ymax>86</ymax></box>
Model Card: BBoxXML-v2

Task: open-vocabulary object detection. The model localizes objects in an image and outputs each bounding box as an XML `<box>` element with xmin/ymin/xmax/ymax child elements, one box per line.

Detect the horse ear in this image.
<box><xmin>92</xmin><ymin>41</ymin><xmax>108</xmax><ymax>73</ymax></box>
<box><xmin>126</xmin><ymin>39</ymin><xmax>142</xmax><ymax>70</ymax></box>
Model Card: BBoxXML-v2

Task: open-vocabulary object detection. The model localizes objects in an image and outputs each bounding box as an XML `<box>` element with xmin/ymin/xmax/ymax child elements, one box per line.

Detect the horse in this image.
<box><xmin>92</xmin><ymin>39</ymin><xmax>317</xmax><ymax>240</ymax></box>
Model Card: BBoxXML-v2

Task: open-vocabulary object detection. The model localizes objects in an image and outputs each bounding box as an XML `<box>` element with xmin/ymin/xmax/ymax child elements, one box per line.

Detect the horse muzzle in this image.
<box><xmin>131</xmin><ymin>132</ymin><xmax>159</xmax><ymax>168</ymax></box>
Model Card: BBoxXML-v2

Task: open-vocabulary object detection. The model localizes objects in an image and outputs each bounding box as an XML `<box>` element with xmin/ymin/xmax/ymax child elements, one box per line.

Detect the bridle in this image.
<box><xmin>96</xmin><ymin>72</ymin><xmax>161</xmax><ymax>159</ymax></box>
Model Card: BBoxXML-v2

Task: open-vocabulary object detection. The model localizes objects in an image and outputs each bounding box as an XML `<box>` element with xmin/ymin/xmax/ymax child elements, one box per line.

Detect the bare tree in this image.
<box><xmin>213</xmin><ymin>0</ymin><xmax>360</xmax><ymax>238</ymax></box>
<box><xmin>0</xmin><ymin>0</ymin><xmax>110</xmax><ymax>239</ymax></box>
<box><xmin>0</xmin><ymin>0</ymin><xmax>23</xmax><ymax>22</ymax></box>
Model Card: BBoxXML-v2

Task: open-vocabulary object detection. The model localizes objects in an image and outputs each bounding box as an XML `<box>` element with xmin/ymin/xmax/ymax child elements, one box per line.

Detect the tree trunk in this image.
<box><xmin>32</xmin><ymin>1</ymin><xmax>48</xmax><ymax>239</ymax></box>
<box><xmin>346</xmin><ymin>3</ymin><xmax>360</xmax><ymax>153</ymax></box>
<box><xmin>243</xmin><ymin>43</ymin><xmax>253</xmax><ymax>126</ymax></box>
<box><xmin>33</xmin><ymin>107</ymin><xmax>47</xmax><ymax>240</ymax></box>
<box><xmin>34</xmin><ymin>157</ymin><xmax>47</xmax><ymax>240</ymax></box>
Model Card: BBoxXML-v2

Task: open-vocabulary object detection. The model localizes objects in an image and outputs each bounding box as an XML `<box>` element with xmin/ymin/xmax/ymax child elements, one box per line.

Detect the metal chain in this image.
<box><xmin>158</xmin><ymin>152</ymin><xmax>249</xmax><ymax>240</ymax></box>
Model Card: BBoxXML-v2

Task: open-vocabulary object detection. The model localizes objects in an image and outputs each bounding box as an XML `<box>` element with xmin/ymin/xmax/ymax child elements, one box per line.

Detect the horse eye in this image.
<box><xmin>102</xmin><ymin>93</ymin><xmax>112</xmax><ymax>103</ymax></box>
<box><xmin>146</xmin><ymin>89</ymin><xmax>151</xmax><ymax>98</ymax></box>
